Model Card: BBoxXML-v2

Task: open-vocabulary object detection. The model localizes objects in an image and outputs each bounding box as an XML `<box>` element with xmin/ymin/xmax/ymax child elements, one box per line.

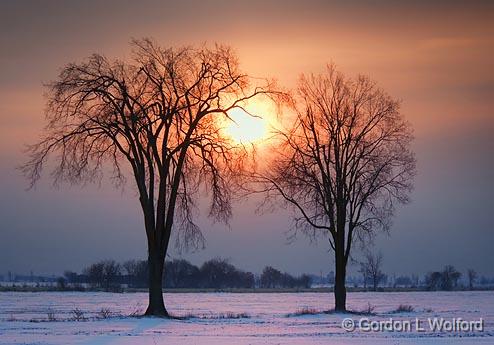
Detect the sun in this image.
<box><xmin>223</xmin><ymin>107</ymin><xmax>270</xmax><ymax>144</ymax></box>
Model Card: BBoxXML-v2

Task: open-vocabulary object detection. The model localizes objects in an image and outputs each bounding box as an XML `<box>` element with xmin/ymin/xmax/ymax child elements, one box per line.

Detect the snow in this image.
<box><xmin>0</xmin><ymin>291</ymin><xmax>492</xmax><ymax>344</ymax></box>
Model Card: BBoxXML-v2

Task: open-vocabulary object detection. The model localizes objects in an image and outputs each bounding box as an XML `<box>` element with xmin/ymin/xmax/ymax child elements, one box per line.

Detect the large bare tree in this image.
<box><xmin>22</xmin><ymin>39</ymin><xmax>279</xmax><ymax>316</ymax></box>
<box><xmin>256</xmin><ymin>65</ymin><xmax>416</xmax><ymax>311</ymax></box>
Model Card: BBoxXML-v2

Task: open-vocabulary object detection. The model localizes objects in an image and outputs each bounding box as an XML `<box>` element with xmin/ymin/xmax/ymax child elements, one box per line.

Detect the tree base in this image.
<box><xmin>144</xmin><ymin>306</ymin><xmax>169</xmax><ymax>317</ymax></box>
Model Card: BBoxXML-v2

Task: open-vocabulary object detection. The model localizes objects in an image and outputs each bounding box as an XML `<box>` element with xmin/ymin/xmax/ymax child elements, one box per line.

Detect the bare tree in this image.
<box><xmin>359</xmin><ymin>251</ymin><xmax>385</xmax><ymax>291</ymax></box>
<box><xmin>83</xmin><ymin>260</ymin><xmax>121</xmax><ymax>291</ymax></box>
<box><xmin>260</xmin><ymin>266</ymin><xmax>283</xmax><ymax>288</ymax></box>
<box><xmin>425</xmin><ymin>271</ymin><xmax>442</xmax><ymax>291</ymax></box>
<box><xmin>426</xmin><ymin>266</ymin><xmax>462</xmax><ymax>291</ymax></box>
<box><xmin>359</xmin><ymin>264</ymin><xmax>370</xmax><ymax>290</ymax></box>
<box><xmin>468</xmin><ymin>269</ymin><xmax>477</xmax><ymax>290</ymax></box>
<box><xmin>441</xmin><ymin>265</ymin><xmax>461</xmax><ymax>290</ymax></box>
<box><xmin>123</xmin><ymin>259</ymin><xmax>148</xmax><ymax>288</ymax></box>
<box><xmin>22</xmin><ymin>39</ymin><xmax>280</xmax><ymax>316</ymax></box>
<box><xmin>255</xmin><ymin>65</ymin><xmax>415</xmax><ymax>311</ymax></box>
<box><xmin>101</xmin><ymin>260</ymin><xmax>122</xmax><ymax>291</ymax></box>
<box><xmin>83</xmin><ymin>262</ymin><xmax>105</xmax><ymax>289</ymax></box>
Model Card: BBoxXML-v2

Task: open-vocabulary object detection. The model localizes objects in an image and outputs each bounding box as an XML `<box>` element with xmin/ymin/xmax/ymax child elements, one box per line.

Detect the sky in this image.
<box><xmin>0</xmin><ymin>0</ymin><xmax>493</xmax><ymax>278</ymax></box>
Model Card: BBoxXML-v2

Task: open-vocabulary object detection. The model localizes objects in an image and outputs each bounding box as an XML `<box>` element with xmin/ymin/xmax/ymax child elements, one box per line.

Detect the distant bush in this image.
<box><xmin>97</xmin><ymin>308</ymin><xmax>112</xmax><ymax>319</ymax></box>
<box><xmin>71</xmin><ymin>308</ymin><xmax>85</xmax><ymax>321</ymax></box>
<box><xmin>213</xmin><ymin>312</ymin><xmax>250</xmax><ymax>319</ymax></box>
<box><xmin>128</xmin><ymin>303</ymin><xmax>144</xmax><ymax>317</ymax></box>
<box><xmin>287</xmin><ymin>306</ymin><xmax>319</xmax><ymax>316</ymax></box>
<box><xmin>393</xmin><ymin>304</ymin><xmax>414</xmax><ymax>313</ymax></box>
<box><xmin>47</xmin><ymin>309</ymin><xmax>56</xmax><ymax>321</ymax></box>
<box><xmin>359</xmin><ymin>302</ymin><xmax>375</xmax><ymax>315</ymax></box>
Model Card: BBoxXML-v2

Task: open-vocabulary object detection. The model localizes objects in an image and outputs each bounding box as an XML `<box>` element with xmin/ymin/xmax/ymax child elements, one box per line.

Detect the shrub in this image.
<box><xmin>359</xmin><ymin>302</ymin><xmax>375</xmax><ymax>315</ymax></box>
<box><xmin>293</xmin><ymin>306</ymin><xmax>318</xmax><ymax>315</ymax></box>
<box><xmin>98</xmin><ymin>308</ymin><xmax>112</xmax><ymax>319</ymax></box>
<box><xmin>394</xmin><ymin>304</ymin><xmax>414</xmax><ymax>313</ymax></box>
<box><xmin>47</xmin><ymin>309</ymin><xmax>56</xmax><ymax>321</ymax></box>
<box><xmin>71</xmin><ymin>308</ymin><xmax>85</xmax><ymax>321</ymax></box>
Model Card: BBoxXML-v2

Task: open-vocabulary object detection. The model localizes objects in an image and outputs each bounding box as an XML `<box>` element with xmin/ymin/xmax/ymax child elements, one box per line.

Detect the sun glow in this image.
<box><xmin>223</xmin><ymin>106</ymin><xmax>271</xmax><ymax>145</ymax></box>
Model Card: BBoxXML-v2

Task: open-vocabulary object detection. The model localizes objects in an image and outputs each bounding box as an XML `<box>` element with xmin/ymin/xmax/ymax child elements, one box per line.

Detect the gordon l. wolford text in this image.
<box><xmin>342</xmin><ymin>317</ymin><xmax>484</xmax><ymax>332</ymax></box>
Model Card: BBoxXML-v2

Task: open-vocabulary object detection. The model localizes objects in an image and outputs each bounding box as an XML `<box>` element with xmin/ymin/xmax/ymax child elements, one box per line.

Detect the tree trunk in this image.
<box><xmin>334</xmin><ymin>249</ymin><xmax>347</xmax><ymax>311</ymax></box>
<box><xmin>145</xmin><ymin>248</ymin><xmax>168</xmax><ymax>316</ymax></box>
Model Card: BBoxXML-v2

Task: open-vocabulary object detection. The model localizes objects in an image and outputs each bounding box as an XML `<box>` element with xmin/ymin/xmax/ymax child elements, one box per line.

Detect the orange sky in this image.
<box><xmin>0</xmin><ymin>0</ymin><xmax>493</xmax><ymax>276</ymax></box>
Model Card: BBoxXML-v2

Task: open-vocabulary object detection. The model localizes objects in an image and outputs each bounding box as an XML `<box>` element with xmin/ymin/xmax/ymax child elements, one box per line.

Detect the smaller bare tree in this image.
<box><xmin>254</xmin><ymin>65</ymin><xmax>416</xmax><ymax>310</ymax></box>
<box><xmin>359</xmin><ymin>251</ymin><xmax>385</xmax><ymax>291</ymax></box>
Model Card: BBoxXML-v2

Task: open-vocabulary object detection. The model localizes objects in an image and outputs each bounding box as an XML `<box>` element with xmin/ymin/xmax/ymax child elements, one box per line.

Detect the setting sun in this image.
<box><xmin>223</xmin><ymin>107</ymin><xmax>270</xmax><ymax>144</ymax></box>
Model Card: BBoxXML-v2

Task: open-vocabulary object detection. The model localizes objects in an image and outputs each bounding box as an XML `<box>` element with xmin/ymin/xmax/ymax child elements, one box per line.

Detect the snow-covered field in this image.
<box><xmin>0</xmin><ymin>291</ymin><xmax>492</xmax><ymax>344</ymax></box>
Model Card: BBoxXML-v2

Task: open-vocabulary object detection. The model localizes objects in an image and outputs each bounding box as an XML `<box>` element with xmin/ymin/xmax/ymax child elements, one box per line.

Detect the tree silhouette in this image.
<box><xmin>359</xmin><ymin>251</ymin><xmax>385</xmax><ymax>291</ymax></box>
<box><xmin>256</xmin><ymin>65</ymin><xmax>415</xmax><ymax>311</ymax></box>
<box><xmin>468</xmin><ymin>269</ymin><xmax>477</xmax><ymax>290</ymax></box>
<box><xmin>22</xmin><ymin>39</ymin><xmax>280</xmax><ymax>316</ymax></box>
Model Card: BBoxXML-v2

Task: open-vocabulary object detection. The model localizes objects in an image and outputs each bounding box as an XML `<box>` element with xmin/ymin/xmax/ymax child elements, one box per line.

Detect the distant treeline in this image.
<box><xmin>61</xmin><ymin>258</ymin><xmax>311</xmax><ymax>291</ymax></box>
<box><xmin>3</xmin><ymin>262</ymin><xmax>493</xmax><ymax>292</ymax></box>
<box><xmin>341</xmin><ymin>264</ymin><xmax>491</xmax><ymax>292</ymax></box>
